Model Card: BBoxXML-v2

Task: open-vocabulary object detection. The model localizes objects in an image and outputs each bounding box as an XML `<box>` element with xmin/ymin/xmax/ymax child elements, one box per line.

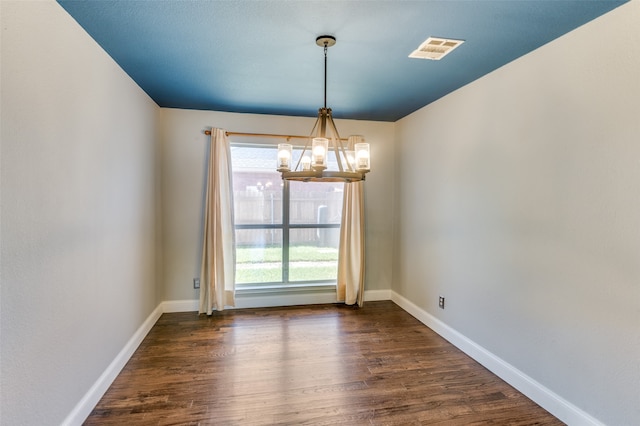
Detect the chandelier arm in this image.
<box><xmin>337</xmin><ymin>139</ymin><xmax>352</xmax><ymax>172</ymax></box>
<box><xmin>291</xmin><ymin>114</ymin><xmax>322</xmax><ymax>172</ymax></box>
<box><xmin>308</xmin><ymin>112</ymin><xmax>321</xmax><ymax>138</ymax></box>
<box><xmin>334</xmin><ymin>129</ymin><xmax>355</xmax><ymax>172</ymax></box>
<box><xmin>332</xmin><ymin>123</ymin><xmax>352</xmax><ymax>172</ymax></box>
<box><xmin>333</xmin><ymin>143</ymin><xmax>344</xmax><ymax>172</ymax></box>
<box><xmin>327</xmin><ymin>114</ymin><xmax>346</xmax><ymax>172</ymax></box>
<box><xmin>293</xmin><ymin>148</ymin><xmax>305</xmax><ymax>172</ymax></box>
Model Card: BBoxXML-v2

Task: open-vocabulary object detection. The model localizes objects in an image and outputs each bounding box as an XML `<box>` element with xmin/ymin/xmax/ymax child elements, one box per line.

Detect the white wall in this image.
<box><xmin>394</xmin><ymin>2</ymin><xmax>639</xmax><ymax>425</ymax></box>
<box><xmin>159</xmin><ymin>108</ymin><xmax>395</xmax><ymax>303</ymax></box>
<box><xmin>1</xmin><ymin>1</ymin><xmax>160</xmax><ymax>424</ymax></box>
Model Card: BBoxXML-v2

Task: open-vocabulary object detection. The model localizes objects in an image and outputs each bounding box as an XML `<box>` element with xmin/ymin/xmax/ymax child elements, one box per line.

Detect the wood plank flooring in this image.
<box><xmin>85</xmin><ymin>301</ymin><xmax>563</xmax><ymax>425</ymax></box>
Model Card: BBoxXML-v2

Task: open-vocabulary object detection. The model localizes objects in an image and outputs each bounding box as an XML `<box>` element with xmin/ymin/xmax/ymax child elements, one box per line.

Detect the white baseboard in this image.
<box><xmin>390</xmin><ymin>291</ymin><xmax>604</xmax><ymax>426</ymax></box>
<box><xmin>162</xmin><ymin>299</ymin><xmax>199</xmax><ymax>312</ymax></box>
<box><xmin>61</xmin><ymin>304</ymin><xmax>164</xmax><ymax>426</ymax></box>
<box><xmin>364</xmin><ymin>289</ymin><xmax>392</xmax><ymax>301</ymax></box>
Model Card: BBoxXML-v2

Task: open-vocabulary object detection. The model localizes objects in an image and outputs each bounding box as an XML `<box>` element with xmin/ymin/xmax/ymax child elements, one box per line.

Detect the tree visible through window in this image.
<box><xmin>231</xmin><ymin>144</ymin><xmax>343</xmax><ymax>286</ymax></box>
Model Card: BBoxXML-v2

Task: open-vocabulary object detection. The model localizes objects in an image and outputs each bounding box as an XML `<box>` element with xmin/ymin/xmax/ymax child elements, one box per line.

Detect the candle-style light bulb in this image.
<box><xmin>311</xmin><ymin>138</ymin><xmax>328</xmax><ymax>170</ymax></box>
<box><xmin>354</xmin><ymin>142</ymin><xmax>370</xmax><ymax>171</ymax></box>
<box><xmin>277</xmin><ymin>144</ymin><xmax>293</xmax><ymax>171</ymax></box>
<box><xmin>301</xmin><ymin>155</ymin><xmax>311</xmax><ymax>171</ymax></box>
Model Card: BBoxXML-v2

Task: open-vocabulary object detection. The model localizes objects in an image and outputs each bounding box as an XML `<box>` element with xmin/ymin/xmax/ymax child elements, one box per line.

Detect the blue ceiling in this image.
<box><xmin>57</xmin><ymin>1</ymin><xmax>626</xmax><ymax>122</ymax></box>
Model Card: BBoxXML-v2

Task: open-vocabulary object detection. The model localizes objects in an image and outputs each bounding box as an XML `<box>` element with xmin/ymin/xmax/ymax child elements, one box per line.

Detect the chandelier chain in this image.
<box><xmin>324</xmin><ymin>41</ymin><xmax>328</xmax><ymax>109</ymax></box>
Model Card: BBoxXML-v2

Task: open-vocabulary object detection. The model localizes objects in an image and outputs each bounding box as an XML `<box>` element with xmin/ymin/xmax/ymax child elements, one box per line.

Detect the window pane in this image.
<box><xmin>235</xmin><ymin>229</ymin><xmax>282</xmax><ymax>284</ymax></box>
<box><xmin>231</xmin><ymin>145</ymin><xmax>283</xmax><ymax>225</ymax></box>
<box><xmin>288</xmin><ymin>228</ymin><xmax>340</xmax><ymax>282</ymax></box>
<box><xmin>290</xmin><ymin>181</ymin><xmax>343</xmax><ymax>225</ymax></box>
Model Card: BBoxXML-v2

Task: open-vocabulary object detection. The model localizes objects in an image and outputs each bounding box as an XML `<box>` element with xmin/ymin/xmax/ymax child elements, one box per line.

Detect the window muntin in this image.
<box><xmin>231</xmin><ymin>143</ymin><xmax>343</xmax><ymax>287</ymax></box>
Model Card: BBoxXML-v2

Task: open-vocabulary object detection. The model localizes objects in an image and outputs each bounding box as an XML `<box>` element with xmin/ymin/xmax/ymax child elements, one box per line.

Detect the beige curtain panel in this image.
<box><xmin>337</xmin><ymin>135</ymin><xmax>366</xmax><ymax>306</ymax></box>
<box><xmin>199</xmin><ymin>128</ymin><xmax>236</xmax><ymax>314</ymax></box>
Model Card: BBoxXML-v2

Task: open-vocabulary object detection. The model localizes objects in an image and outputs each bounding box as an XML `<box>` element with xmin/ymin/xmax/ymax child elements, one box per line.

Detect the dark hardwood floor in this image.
<box><xmin>85</xmin><ymin>301</ymin><xmax>563</xmax><ymax>425</ymax></box>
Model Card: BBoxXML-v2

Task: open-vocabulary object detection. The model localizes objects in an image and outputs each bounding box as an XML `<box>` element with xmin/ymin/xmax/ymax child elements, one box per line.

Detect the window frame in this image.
<box><xmin>231</xmin><ymin>141</ymin><xmax>342</xmax><ymax>288</ymax></box>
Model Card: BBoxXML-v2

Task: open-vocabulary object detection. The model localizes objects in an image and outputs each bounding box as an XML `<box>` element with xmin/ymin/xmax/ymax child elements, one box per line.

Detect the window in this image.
<box><xmin>231</xmin><ymin>143</ymin><xmax>343</xmax><ymax>288</ymax></box>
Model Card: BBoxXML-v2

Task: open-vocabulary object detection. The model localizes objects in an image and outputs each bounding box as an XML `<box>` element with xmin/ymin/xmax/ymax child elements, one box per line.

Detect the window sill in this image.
<box><xmin>236</xmin><ymin>282</ymin><xmax>336</xmax><ymax>296</ymax></box>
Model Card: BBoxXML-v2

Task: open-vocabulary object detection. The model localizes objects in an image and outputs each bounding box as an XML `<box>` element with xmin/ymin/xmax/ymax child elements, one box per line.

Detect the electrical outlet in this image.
<box><xmin>438</xmin><ymin>296</ymin><xmax>445</xmax><ymax>309</ymax></box>
<box><xmin>193</xmin><ymin>278</ymin><xmax>200</xmax><ymax>289</ymax></box>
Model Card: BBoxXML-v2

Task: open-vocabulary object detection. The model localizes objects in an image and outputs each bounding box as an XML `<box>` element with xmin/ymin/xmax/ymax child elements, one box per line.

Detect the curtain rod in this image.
<box><xmin>203</xmin><ymin>129</ymin><xmax>347</xmax><ymax>142</ymax></box>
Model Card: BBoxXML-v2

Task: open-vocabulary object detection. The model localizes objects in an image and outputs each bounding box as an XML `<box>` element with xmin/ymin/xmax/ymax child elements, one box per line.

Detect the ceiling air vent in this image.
<box><xmin>409</xmin><ymin>37</ymin><xmax>464</xmax><ymax>60</ymax></box>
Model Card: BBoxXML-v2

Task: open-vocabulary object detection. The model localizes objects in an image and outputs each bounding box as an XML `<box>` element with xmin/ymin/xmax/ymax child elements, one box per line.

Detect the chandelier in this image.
<box><xmin>277</xmin><ymin>35</ymin><xmax>370</xmax><ymax>183</ymax></box>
